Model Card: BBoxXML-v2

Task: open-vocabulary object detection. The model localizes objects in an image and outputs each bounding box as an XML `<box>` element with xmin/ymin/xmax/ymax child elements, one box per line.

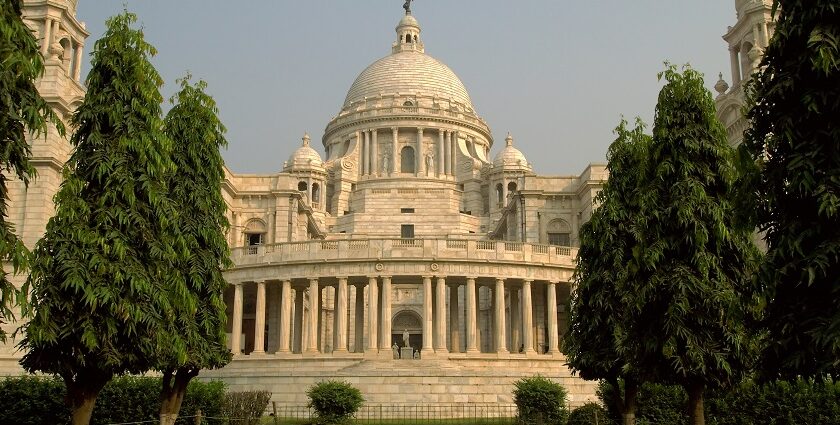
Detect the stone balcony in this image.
<box><xmin>230</xmin><ymin>238</ymin><xmax>577</xmax><ymax>269</ymax></box>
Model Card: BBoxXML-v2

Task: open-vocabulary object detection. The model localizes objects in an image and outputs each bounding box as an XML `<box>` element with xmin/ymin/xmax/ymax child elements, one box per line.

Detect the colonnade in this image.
<box><xmin>728</xmin><ymin>21</ymin><xmax>771</xmax><ymax>87</ymax></box>
<box><xmin>357</xmin><ymin>128</ymin><xmax>459</xmax><ymax>178</ymax></box>
<box><xmin>228</xmin><ymin>276</ymin><xmax>563</xmax><ymax>357</ymax></box>
<box><xmin>40</xmin><ymin>17</ymin><xmax>84</xmax><ymax>81</ymax></box>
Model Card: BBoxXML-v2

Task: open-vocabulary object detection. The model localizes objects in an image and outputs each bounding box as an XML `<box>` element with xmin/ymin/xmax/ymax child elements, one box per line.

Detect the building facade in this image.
<box><xmin>2</xmin><ymin>0</ymin><xmax>772</xmax><ymax>408</ymax></box>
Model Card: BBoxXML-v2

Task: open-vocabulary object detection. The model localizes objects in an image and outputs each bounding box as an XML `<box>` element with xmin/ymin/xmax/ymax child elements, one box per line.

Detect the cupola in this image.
<box><xmin>286</xmin><ymin>133</ymin><xmax>324</xmax><ymax>170</ymax></box>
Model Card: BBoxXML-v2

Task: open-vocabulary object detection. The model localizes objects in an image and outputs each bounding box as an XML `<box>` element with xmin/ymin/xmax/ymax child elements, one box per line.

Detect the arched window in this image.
<box><xmin>403</xmin><ymin>100</ymin><xmax>414</xmax><ymax>107</ymax></box>
<box><xmin>496</xmin><ymin>183</ymin><xmax>504</xmax><ymax>207</ymax></box>
<box><xmin>401</xmin><ymin>146</ymin><xmax>416</xmax><ymax>174</ymax></box>
<box><xmin>508</xmin><ymin>182</ymin><xmax>518</xmax><ymax>193</ymax></box>
<box><xmin>244</xmin><ymin>219</ymin><xmax>267</xmax><ymax>253</ymax></box>
<box><xmin>547</xmin><ymin>219</ymin><xmax>571</xmax><ymax>247</ymax></box>
<box><xmin>413</xmin><ymin>34</ymin><xmax>418</xmax><ymax>42</ymax></box>
<box><xmin>312</xmin><ymin>183</ymin><xmax>321</xmax><ymax>206</ymax></box>
<box><xmin>298</xmin><ymin>181</ymin><xmax>308</xmax><ymax>192</ymax></box>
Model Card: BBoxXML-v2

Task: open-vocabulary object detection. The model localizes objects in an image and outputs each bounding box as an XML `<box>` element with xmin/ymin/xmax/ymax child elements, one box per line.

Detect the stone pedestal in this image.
<box><xmin>400</xmin><ymin>347</ymin><xmax>414</xmax><ymax>360</ymax></box>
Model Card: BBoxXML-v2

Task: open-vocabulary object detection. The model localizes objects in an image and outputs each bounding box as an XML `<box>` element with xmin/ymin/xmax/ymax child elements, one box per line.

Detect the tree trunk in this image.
<box><xmin>64</xmin><ymin>373</ymin><xmax>110</xmax><ymax>425</ymax></box>
<box><xmin>70</xmin><ymin>397</ymin><xmax>97</xmax><ymax>425</ymax></box>
<box><xmin>686</xmin><ymin>383</ymin><xmax>705</xmax><ymax>425</ymax></box>
<box><xmin>622</xmin><ymin>378</ymin><xmax>639</xmax><ymax>425</ymax></box>
<box><xmin>160</xmin><ymin>367</ymin><xmax>199</xmax><ymax>425</ymax></box>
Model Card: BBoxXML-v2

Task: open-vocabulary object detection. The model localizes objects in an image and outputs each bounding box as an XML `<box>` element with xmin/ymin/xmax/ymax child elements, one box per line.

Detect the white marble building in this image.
<box><xmin>2</xmin><ymin>0</ymin><xmax>773</xmax><ymax>409</ymax></box>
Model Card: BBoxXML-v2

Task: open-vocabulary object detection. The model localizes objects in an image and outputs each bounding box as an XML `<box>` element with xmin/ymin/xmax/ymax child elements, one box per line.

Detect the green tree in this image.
<box><xmin>156</xmin><ymin>76</ymin><xmax>232</xmax><ymax>425</ymax></box>
<box><xmin>566</xmin><ymin>118</ymin><xmax>651</xmax><ymax>425</ymax></box>
<box><xmin>19</xmin><ymin>12</ymin><xmax>176</xmax><ymax>425</ymax></box>
<box><xmin>0</xmin><ymin>0</ymin><xmax>64</xmax><ymax>341</ymax></box>
<box><xmin>629</xmin><ymin>64</ymin><xmax>759</xmax><ymax>425</ymax></box>
<box><xmin>739</xmin><ymin>0</ymin><xmax>840</xmax><ymax>381</ymax></box>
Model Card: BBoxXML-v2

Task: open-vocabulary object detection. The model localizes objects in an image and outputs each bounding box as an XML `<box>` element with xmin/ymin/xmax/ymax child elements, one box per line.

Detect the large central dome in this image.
<box><xmin>344</xmin><ymin>51</ymin><xmax>474</xmax><ymax>109</ymax></box>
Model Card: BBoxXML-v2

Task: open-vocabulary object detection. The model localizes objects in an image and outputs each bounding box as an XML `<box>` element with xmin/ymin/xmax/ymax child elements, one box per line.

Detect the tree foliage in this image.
<box><xmin>739</xmin><ymin>0</ymin><xmax>840</xmax><ymax>381</ymax></box>
<box><xmin>566</xmin><ymin>118</ymin><xmax>651</xmax><ymax>423</ymax></box>
<box><xmin>157</xmin><ymin>75</ymin><xmax>232</xmax><ymax>425</ymax></box>
<box><xmin>0</xmin><ymin>0</ymin><xmax>64</xmax><ymax>341</ymax></box>
<box><xmin>19</xmin><ymin>11</ymin><xmax>176</xmax><ymax>425</ymax></box>
<box><xmin>627</xmin><ymin>64</ymin><xmax>760</xmax><ymax>425</ymax></box>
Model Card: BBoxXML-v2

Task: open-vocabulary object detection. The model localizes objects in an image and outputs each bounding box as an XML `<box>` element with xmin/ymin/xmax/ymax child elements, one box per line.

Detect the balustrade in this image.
<box><xmin>231</xmin><ymin>238</ymin><xmax>577</xmax><ymax>267</ymax></box>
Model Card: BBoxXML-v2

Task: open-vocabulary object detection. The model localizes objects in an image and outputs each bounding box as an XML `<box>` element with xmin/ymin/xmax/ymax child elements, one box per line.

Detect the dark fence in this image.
<box><xmin>269</xmin><ymin>403</ymin><xmax>519</xmax><ymax>424</ymax></box>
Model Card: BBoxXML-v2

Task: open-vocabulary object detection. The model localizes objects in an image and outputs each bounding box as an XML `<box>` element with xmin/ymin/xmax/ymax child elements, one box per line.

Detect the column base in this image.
<box><xmin>250</xmin><ymin>351</ymin><xmax>267</xmax><ymax>357</ymax></box>
<box><xmin>420</xmin><ymin>348</ymin><xmax>436</xmax><ymax>359</ymax></box>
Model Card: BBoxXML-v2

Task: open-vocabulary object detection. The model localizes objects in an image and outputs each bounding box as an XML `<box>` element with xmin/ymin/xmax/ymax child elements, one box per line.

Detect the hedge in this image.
<box><xmin>598</xmin><ymin>379</ymin><xmax>840</xmax><ymax>425</ymax></box>
<box><xmin>0</xmin><ymin>376</ymin><xmax>226</xmax><ymax>425</ymax></box>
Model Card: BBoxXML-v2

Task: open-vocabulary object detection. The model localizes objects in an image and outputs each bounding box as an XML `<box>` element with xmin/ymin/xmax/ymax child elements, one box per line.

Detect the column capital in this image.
<box><xmin>232</xmin><ymin>281</ymin><xmax>244</xmax><ymax>287</ymax></box>
<box><xmin>391</xmin><ymin>126</ymin><xmax>398</xmax><ymax>131</ymax></box>
<box><xmin>466</xmin><ymin>276</ymin><xmax>478</xmax><ymax>281</ymax></box>
<box><xmin>522</xmin><ymin>279</ymin><xmax>533</xmax><ymax>284</ymax></box>
<box><xmin>307</xmin><ymin>277</ymin><xmax>319</xmax><ymax>283</ymax></box>
<box><xmin>380</xmin><ymin>275</ymin><xmax>393</xmax><ymax>280</ymax></box>
<box><xmin>496</xmin><ymin>278</ymin><xmax>506</xmax><ymax>284</ymax></box>
<box><xmin>422</xmin><ymin>275</ymin><xmax>434</xmax><ymax>280</ymax></box>
<box><xmin>336</xmin><ymin>276</ymin><xmax>349</xmax><ymax>281</ymax></box>
<box><xmin>438</xmin><ymin>128</ymin><xmax>445</xmax><ymax>135</ymax></box>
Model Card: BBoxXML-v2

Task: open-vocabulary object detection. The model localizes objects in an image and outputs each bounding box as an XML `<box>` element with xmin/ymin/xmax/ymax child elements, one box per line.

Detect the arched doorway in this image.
<box><xmin>392</xmin><ymin>310</ymin><xmax>422</xmax><ymax>350</ymax></box>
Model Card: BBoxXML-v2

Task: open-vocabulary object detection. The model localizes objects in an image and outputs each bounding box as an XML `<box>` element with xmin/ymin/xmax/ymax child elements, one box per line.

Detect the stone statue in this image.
<box><xmin>402</xmin><ymin>329</ymin><xmax>410</xmax><ymax>347</ymax></box>
<box><xmin>425</xmin><ymin>152</ymin><xmax>434</xmax><ymax>175</ymax></box>
<box><xmin>403</xmin><ymin>0</ymin><xmax>413</xmax><ymax>14</ymax></box>
<box><xmin>391</xmin><ymin>343</ymin><xmax>399</xmax><ymax>359</ymax></box>
<box><xmin>382</xmin><ymin>150</ymin><xmax>391</xmax><ymax>174</ymax></box>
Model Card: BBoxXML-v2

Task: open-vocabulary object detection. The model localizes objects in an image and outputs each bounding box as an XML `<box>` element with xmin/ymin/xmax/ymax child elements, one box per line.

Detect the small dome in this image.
<box><xmin>398</xmin><ymin>14</ymin><xmax>420</xmax><ymax>29</ymax></box>
<box><xmin>287</xmin><ymin>133</ymin><xmax>323</xmax><ymax>169</ymax></box>
<box><xmin>494</xmin><ymin>133</ymin><xmax>530</xmax><ymax>169</ymax></box>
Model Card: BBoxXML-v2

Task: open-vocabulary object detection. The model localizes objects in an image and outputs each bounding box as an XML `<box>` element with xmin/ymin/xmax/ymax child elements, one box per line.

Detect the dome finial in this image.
<box><xmin>506</xmin><ymin>132</ymin><xmax>513</xmax><ymax>147</ymax></box>
<box><xmin>302</xmin><ymin>132</ymin><xmax>310</xmax><ymax>146</ymax></box>
<box><xmin>403</xmin><ymin>0</ymin><xmax>413</xmax><ymax>15</ymax></box>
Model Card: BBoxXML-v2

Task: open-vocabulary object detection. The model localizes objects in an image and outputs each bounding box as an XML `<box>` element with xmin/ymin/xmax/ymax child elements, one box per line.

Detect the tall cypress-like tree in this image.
<box><xmin>0</xmin><ymin>0</ymin><xmax>64</xmax><ymax>341</ymax></box>
<box><xmin>740</xmin><ymin>0</ymin><xmax>840</xmax><ymax>381</ymax></box>
<box><xmin>156</xmin><ymin>76</ymin><xmax>232</xmax><ymax>425</ymax></box>
<box><xmin>19</xmin><ymin>12</ymin><xmax>176</xmax><ymax>425</ymax></box>
<box><xmin>566</xmin><ymin>118</ymin><xmax>651</xmax><ymax>425</ymax></box>
<box><xmin>630</xmin><ymin>65</ymin><xmax>759</xmax><ymax>425</ymax></box>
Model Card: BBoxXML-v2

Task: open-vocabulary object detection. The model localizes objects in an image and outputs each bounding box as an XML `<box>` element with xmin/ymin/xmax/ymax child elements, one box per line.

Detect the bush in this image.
<box><xmin>568</xmin><ymin>402</ymin><xmax>609</xmax><ymax>425</ymax></box>
<box><xmin>512</xmin><ymin>375</ymin><xmax>569</xmax><ymax>425</ymax></box>
<box><xmin>307</xmin><ymin>380</ymin><xmax>364</xmax><ymax>425</ymax></box>
<box><xmin>0</xmin><ymin>376</ymin><xmax>69</xmax><ymax>425</ymax></box>
<box><xmin>0</xmin><ymin>375</ymin><xmax>226</xmax><ymax>425</ymax></box>
<box><xmin>221</xmin><ymin>390</ymin><xmax>271</xmax><ymax>425</ymax></box>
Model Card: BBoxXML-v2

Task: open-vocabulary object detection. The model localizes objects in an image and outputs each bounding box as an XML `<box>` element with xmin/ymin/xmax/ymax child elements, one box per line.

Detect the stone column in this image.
<box><xmin>438</xmin><ymin>129</ymin><xmax>446</xmax><ymax>177</ymax></box>
<box><xmin>73</xmin><ymin>42</ymin><xmax>83</xmax><ymax>81</ymax></box>
<box><xmin>252</xmin><ymin>281</ymin><xmax>267</xmax><ymax>354</ymax></box>
<box><xmin>761</xmin><ymin>22</ymin><xmax>770</xmax><ymax>47</ymax></box>
<box><xmin>510</xmin><ymin>287</ymin><xmax>521</xmax><ymax>353</ymax></box>
<box><xmin>231</xmin><ymin>282</ymin><xmax>243</xmax><ymax>356</ymax></box>
<box><xmin>435</xmin><ymin>277</ymin><xmax>448</xmax><ymax>353</ymax></box>
<box><xmin>391</xmin><ymin>127</ymin><xmax>398</xmax><ymax>175</ymax></box>
<box><xmin>495</xmin><ymin>278</ymin><xmax>508</xmax><ymax>353</ymax></box>
<box><xmin>354</xmin><ymin>284</ymin><xmax>365</xmax><ymax>352</ymax></box>
<box><xmin>465</xmin><ymin>278</ymin><xmax>479</xmax><ymax>353</ymax></box>
<box><xmin>293</xmin><ymin>287</ymin><xmax>304</xmax><ymax>353</ymax></box>
<box><xmin>449</xmin><ymin>284</ymin><xmax>461</xmax><ymax>352</ymax></box>
<box><xmin>475</xmin><ymin>284</ymin><xmax>483</xmax><ymax>351</ymax></box>
<box><xmin>422</xmin><ymin>276</ymin><xmax>434</xmax><ymax>354</ymax></box>
<box><xmin>334</xmin><ymin>278</ymin><xmax>349</xmax><ymax>352</ymax></box>
<box><xmin>444</xmin><ymin>131</ymin><xmax>452</xmax><ymax>175</ymax></box>
<box><xmin>362</xmin><ymin>130</ymin><xmax>370</xmax><ymax>175</ymax></box>
<box><xmin>278</xmin><ymin>280</ymin><xmax>292</xmax><ymax>353</ymax></box>
<box><xmin>547</xmin><ymin>281</ymin><xmax>560</xmax><ymax>354</ymax></box>
<box><xmin>380</xmin><ymin>276</ymin><xmax>393</xmax><ymax>349</ymax></box>
<box><xmin>523</xmin><ymin>280</ymin><xmax>536</xmax><ymax>354</ymax></box>
<box><xmin>450</xmin><ymin>131</ymin><xmax>458</xmax><ymax>175</ymax></box>
<box><xmin>416</xmin><ymin>128</ymin><xmax>424</xmax><ymax>176</ymax></box>
<box><xmin>372</xmin><ymin>130</ymin><xmax>379</xmax><ymax>177</ymax></box>
<box><xmin>41</xmin><ymin>18</ymin><xmax>53</xmax><ymax>56</ymax></box>
<box><xmin>307</xmin><ymin>279</ymin><xmax>320</xmax><ymax>353</ymax></box>
<box><xmin>367</xmin><ymin>277</ymin><xmax>378</xmax><ymax>352</ymax></box>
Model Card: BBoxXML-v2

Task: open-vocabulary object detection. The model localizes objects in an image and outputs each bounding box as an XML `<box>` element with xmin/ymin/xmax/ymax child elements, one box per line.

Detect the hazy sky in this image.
<box><xmin>75</xmin><ymin>1</ymin><xmax>736</xmax><ymax>175</ymax></box>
